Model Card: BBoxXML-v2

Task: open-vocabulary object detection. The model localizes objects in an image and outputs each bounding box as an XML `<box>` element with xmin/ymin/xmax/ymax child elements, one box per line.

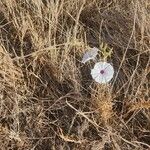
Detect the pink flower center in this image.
<box><xmin>100</xmin><ymin>70</ymin><xmax>105</xmax><ymax>74</ymax></box>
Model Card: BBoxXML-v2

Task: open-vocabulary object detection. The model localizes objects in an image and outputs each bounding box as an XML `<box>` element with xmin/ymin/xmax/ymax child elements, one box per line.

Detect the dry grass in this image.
<box><xmin>0</xmin><ymin>0</ymin><xmax>150</xmax><ymax>149</ymax></box>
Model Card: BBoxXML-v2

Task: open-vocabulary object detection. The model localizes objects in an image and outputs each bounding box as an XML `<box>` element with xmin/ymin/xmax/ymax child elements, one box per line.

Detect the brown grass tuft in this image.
<box><xmin>0</xmin><ymin>0</ymin><xmax>150</xmax><ymax>149</ymax></box>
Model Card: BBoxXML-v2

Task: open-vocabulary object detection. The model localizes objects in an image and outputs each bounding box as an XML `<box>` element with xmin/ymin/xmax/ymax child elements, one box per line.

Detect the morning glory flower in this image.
<box><xmin>91</xmin><ymin>62</ymin><xmax>114</xmax><ymax>83</ymax></box>
<box><xmin>81</xmin><ymin>47</ymin><xmax>99</xmax><ymax>64</ymax></box>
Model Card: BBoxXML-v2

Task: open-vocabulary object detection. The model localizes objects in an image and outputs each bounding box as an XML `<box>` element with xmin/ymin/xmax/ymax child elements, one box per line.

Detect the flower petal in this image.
<box><xmin>91</xmin><ymin>68</ymin><xmax>99</xmax><ymax>79</ymax></box>
<box><xmin>91</xmin><ymin>62</ymin><xmax>114</xmax><ymax>83</ymax></box>
<box><xmin>81</xmin><ymin>47</ymin><xmax>99</xmax><ymax>63</ymax></box>
<box><xmin>94</xmin><ymin>74</ymin><xmax>103</xmax><ymax>83</ymax></box>
<box><xmin>93</xmin><ymin>62</ymin><xmax>104</xmax><ymax>70</ymax></box>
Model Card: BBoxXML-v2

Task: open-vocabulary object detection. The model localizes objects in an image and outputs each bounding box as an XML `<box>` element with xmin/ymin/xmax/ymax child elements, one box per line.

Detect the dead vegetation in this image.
<box><xmin>0</xmin><ymin>0</ymin><xmax>150</xmax><ymax>149</ymax></box>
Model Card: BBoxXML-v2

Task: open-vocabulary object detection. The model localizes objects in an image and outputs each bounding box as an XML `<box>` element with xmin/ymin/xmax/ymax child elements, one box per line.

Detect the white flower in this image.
<box><xmin>81</xmin><ymin>47</ymin><xmax>99</xmax><ymax>64</ymax></box>
<box><xmin>91</xmin><ymin>62</ymin><xmax>114</xmax><ymax>83</ymax></box>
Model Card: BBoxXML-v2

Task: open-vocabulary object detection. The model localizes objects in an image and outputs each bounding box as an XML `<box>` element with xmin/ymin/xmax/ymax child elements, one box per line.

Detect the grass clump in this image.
<box><xmin>0</xmin><ymin>0</ymin><xmax>150</xmax><ymax>149</ymax></box>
